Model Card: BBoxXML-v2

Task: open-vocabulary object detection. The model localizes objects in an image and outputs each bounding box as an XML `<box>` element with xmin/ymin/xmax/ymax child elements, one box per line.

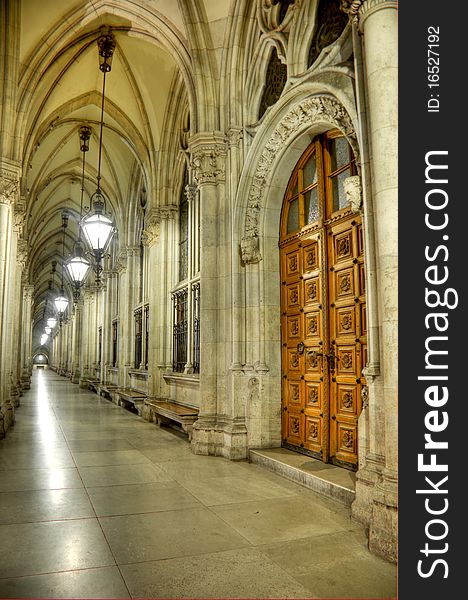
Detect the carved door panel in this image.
<box><xmin>327</xmin><ymin>215</ymin><xmax>366</xmax><ymax>468</ymax></box>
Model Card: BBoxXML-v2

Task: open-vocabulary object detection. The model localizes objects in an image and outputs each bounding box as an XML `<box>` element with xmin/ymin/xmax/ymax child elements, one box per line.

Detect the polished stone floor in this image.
<box><xmin>0</xmin><ymin>370</ymin><xmax>397</xmax><ymax>599</ymax></box>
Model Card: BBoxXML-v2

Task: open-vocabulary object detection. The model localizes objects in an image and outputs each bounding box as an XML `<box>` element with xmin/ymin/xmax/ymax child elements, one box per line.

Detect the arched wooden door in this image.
<box><xmin>280</xmin><ymin>131</ymin><xmax>367</xmax><ymax>470</ymax></box>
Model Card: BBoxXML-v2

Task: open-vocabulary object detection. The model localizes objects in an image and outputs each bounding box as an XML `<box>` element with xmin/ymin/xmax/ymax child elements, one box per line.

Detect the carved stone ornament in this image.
<box><xmin>190</xmin><ymin>144</ymin><xmax>226</xmax><ymax>185</ymax></box>
<box><xmin>185</xmin><ymin>183</ymin><xmax>199</xmax><ymax>204</ymax></box>
<box><xmin>257</xmin><ymin>0</ymin><xmax>297</xmax><ymax>35</ymax></box>
<box><xmin>243</xmin><ymin>97</ymin><xmax>358</xmax><ymax>256</ymax></box>
<box><xmin>225</xmin><ymin>127</ymin><xmax>244</xmax><ymax>148</ymax></box>
<box><xmin>16</xmin><ymin>240</ymin><xmax>28</xmax><ymax>268</ymax></box>
<box><xmin>13</xmin><ymin>202</ymin><xmax>27</xmax><ymax>234</ymax></box>
<box><xmin>240</xmin><ymin>235</ymin><xmax>262</xmax><ymax>264</ymax></box>
<box><xmin>142</xmin><ymin>210</ymin><xmax>160</xmax><ymax>248</ymax></box>
<box><xmin>361</xmin><ymin>384</ymin><xmax>369</xmax><ymax>409</ymax></box>
<box><xmin>0</xmin><ymin>171</ymin><xmax>19</xmax><ymax>206</ymax></box>
<box><xmin>340</xmin><ymin>0</ymin><xmax>363</xmax><ymax>15</ymax></box>
<box><xmin>344</xmin><ymin>175</ymin><xmax>362</xmax><ymax>212</ymax></box>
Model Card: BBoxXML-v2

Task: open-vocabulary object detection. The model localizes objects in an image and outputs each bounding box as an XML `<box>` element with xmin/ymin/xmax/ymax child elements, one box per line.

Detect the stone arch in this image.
<box><xmin>239</xmin><ymin>94</ymin><xmax>359</xmax><ymax>265</ymax></box>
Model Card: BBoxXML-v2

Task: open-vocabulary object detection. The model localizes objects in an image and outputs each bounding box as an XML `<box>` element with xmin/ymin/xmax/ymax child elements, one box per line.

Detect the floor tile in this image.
<box><xmin>0</xmin><ymin>566</ymin><xmax>130</xmax><ymax>599</ymax></box>
<box><xmin>0</xmin><ymin>488</ymin><xmax>94</xmax><ymax>524</ymax></box>
<box><xmin>88</xmin><ymin>481</ymin><xmax>202</xmax><ymax>516</ymax></box>
<box><xmin>211</xmin><ymin>494</ymin><xmax>361</xmax><ymax>545</ymax></box>
<box><xmin>120</xmin><ymin>547</ymin><xmax>315</xmax><ymax>599</ymax></box>
<box><xmin>260</xmin><ymin>531</ymin><xmax>397</xmax><ymax>598</ymax></box>
<box><xmin>0</xmin><ymin>467</ymin><xmax>82</xmax><ymax>493</ymax></box>
<box><xmin>73</xmin><ymin>449</ymin><xmax>151</xmax><ymax>467</ymax></box>
<box><xmin>0</xmin><ymin>519</ymin><xmax>115</xmax><ymax>578</ymax></box>
<box><xmin>79</xmin><ymin>463</ymin><xmax>172</xmax><ymax>487</ymax></box>
<box><xmin>0</xmin><ymin>449</ymin><xmax>75</xmax><ymax>470</ymax></box>
<box><xmin>100</xmin><ymin>507</ymin><xmax>250</xmax><ymax>563</ymax></box>
<box><xmin>67</xmin><ymin>439</ymin><xmax>136</xmax><ymax>452</ymax></box>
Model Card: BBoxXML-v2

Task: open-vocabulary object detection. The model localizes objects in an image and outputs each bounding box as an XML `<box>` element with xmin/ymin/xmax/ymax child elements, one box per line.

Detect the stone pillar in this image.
<box><xmin>79</xmin><ymin>289</ymin><xmax>94</xmax><ymax>387</ymax></box>
<box><xmin>20</xmin><ymin>285</ymin><xmax>34</xmax><ymax>389</ymax></box>
<box><xmin>70</xmin><ymin>300</ymin><xmax>83</xmax><ymax>383</ymax></box>
<box><xmin>142</xmin><ymin>213</ymin><xmax>160</xmax><ymax>399</ymax></box>
<box><xmin>0</xmin><ymin>162</ymin><xmax>18</xmax><ymax>436</ymax></box>
<box><xmin>117</xmin><ymin>246</ymin><xmax>140</xmax><ymax>387</ymax></box>
<box><xmin>349</xmin><ymin>0</ymin><xmax>398</xmax><ymax>563</ymax></box>
<box><xmin>188</xmin><ymin>133</ymin><xmax>226</xmax><ymax>455</ymax></box>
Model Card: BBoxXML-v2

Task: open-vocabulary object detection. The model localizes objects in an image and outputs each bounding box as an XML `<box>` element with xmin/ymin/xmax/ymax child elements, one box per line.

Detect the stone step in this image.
<box><xmin>249</xmin><ymin>447</ymin><xmax>356</xmax><ymax>506</ymax></box>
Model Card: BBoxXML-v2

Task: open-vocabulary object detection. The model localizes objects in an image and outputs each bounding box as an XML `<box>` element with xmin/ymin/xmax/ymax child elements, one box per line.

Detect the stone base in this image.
<box><xmin>0</xmin><ymin>402</ymin><xmax>15</xmax><ymax>436</ymax></box>
<box><xmin>191</xmin><ymin>416</ymin><xmax>248</xmax><ymax>460</ymax></box>
<box><xmin>368</xmin><ymin>471</ymin><xmax>398</xmax><ymax>563</ymax></box>
<box><xmin>79</xmin><ymin>377</ymin><xmax>89</xmax><ymax>389</ymax></box>
<box><xmin>21</xmin><ymin>377</ymin><xmax>31</xmax><ymax>390</ymax></box>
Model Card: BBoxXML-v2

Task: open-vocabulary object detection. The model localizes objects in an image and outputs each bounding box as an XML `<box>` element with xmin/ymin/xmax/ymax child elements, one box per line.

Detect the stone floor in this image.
<box><xmin>0</xmin><ymin>370</ymin><xmax>397</xmax><ymax>599</ymax></box>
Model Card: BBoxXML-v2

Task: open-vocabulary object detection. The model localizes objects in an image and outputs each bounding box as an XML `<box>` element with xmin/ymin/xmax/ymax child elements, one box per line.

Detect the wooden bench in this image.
<box><xmin>97</xmin><ymin>383</ymin><xmax>119</xmax><ymax>400</ymax></box>
<box><xmin>86</xmin><ymin>379</ymin><xmax>100</xmax><ymax>394</ymax></box>
<box><xmin>114</xmin><ymin>388</ymin><xmax>147</xmax><ymax>415</ymax></box>
<box><xmin>144</xmin><ymin>399</ymin><xmax>199</xmax><ymax>440</ymax></box>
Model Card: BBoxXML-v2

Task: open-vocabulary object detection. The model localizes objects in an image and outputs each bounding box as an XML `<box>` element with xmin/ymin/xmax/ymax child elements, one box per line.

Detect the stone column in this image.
<box><xmin>188</xmin><ymin>133</ymin><xmax>226</xmax><ymax>455</ymax></box>
<box><xmin>20</xmin><ymin>285</ymin><xmax>34</xmax><ymax>389</ymax></box>
<box><xmin>117</xmin><ymin>246</ymin><xmax>140</xmax><ymax>387</ymax></box>
<box><xmin>79</xmin><ymin>289</ymin><xmax>94</xmax><ymax>387</ymax></box>
<box><xmin>0</xmin><ymin>162</ymin><xmax>20</xmax><ymax>436</ymax></box>
<box><xmin>70</xmin><ymin>300</ymin><xmax>83</xmax><ymax>383</ymax></box>
<box><xmin>101</xmin><ymin>274</ymin><xmax>111</xmax><ymax>382</ymax></box>
<box><xmin>349</xmin><ymin>0</ymin><xmax>398</xmax><ymax>563</ymax></box>
<box><xmin>142</xmin><ymin>213</ymin><xmax>160</xmax><ymax>399</ymax></box>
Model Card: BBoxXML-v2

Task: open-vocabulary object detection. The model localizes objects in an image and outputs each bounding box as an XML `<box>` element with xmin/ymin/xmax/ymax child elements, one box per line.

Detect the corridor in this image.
<box><xmin>0</xmin><ymin>371</ymin><xmax>396</xmax><ymax>599</ymax></box>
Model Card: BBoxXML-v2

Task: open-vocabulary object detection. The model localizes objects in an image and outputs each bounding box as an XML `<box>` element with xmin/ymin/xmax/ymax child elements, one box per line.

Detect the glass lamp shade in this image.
<box><xmin>40</xmin><ymin>334</ymin><xmax>49</xmax><ymax>345</ymax></box>
<box><xmin>54</xmin><ymin>294</ymin><xmax>69</xmax><ymax>314</ymax></box>
<box><xmin>66</xmin><ymin>254</ymin><xmax>90</xmax><ymax>285</ymax></box>
<box><xmin>47</xmin><ymin>317</ymin><xmax>57</xmax><ymax>328</ymax></box>
<box><xmin>81</xmin><ymin>212</ymin><xmax>114</xmax><ymax>253</ymax></box>
<box><xmin>44</xmin><ymin>326</ymin><xmax>52</xmax><ymax>335</ymax></box>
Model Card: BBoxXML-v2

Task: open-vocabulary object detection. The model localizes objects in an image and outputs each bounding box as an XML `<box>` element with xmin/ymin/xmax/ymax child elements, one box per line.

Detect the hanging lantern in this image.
<box><xmin>81</xmin><ymin>192</ymin><xmax>114</xmax><ymax>255</ymax></box>
<box><xmin>44</xmin><ymin>326</ymin><xmax>52</xmax><ymax>335</ymax></box>
<box><xmin>66</xmin><ymin>240</ymin><xmax>90</xmax><ymax>285</ymax></box>
<box><xmin>54</xmin><ymin>288</ymin><xmax>69</xmax><ymax>314</ymax></box>
<box><xmin>47</xmin><ymin>317</ymin><xmax>57</xmax><ymax>328</ymax></box>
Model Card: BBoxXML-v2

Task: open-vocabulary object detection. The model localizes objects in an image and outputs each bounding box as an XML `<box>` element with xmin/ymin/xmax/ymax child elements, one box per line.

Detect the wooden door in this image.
<box><xmin>280</xmin><ymin>132</ymin><xmax>366</xmax><ymax>470</ymax></box>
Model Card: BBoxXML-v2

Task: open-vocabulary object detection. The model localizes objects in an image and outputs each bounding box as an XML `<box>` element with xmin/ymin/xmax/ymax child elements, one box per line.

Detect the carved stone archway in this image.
<box><xmin>240</xmin><ymin>95</ymin><xmax>359</xmax><ymax>265</ymax></box>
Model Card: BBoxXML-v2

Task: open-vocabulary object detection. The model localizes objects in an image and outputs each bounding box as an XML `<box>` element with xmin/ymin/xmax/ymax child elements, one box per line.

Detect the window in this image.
<box><xmin>171</xmin><ymin>167</ymin><xmax>200</xmax><ymax>374</ymax></box>
<box><xmin>134</xmin><ymin>308</ymin><xmax>143</xmax><ymax>369</ymax></box>
<box><xmin>112</xmin><ymin>321</ymin><xmax>118</xmax><ymax>367</ymax></box>
<box><xmin>282</xmin><ymin>131</ymin><xmax>356</xmax><ymax>236</ymax></box>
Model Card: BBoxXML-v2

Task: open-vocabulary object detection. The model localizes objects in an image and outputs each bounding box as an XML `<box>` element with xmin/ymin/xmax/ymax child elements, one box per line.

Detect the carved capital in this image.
<box><xmin>341</xmin><ymin>0</ymin><xmax>397</xmax><ymax>29</ymax></box>
<box><xmin>225</xmin><ymin>127</ymin><xmax>244</xmax><ymax>148</ymax></box>
<box><xmin>184</xmin><ymin>183</ymin><xmax>199</xmax><ymax>204</ymax></box>
<box><xmin>189</xmin><ymin>133</ymin><xmax>226</xmax><ymax>185</ymax></box>
<box><xmin>159</xmin><ymin>205</ymin><xmax>178</xmax><ymax>220</ymax></box>
<box><xmin>0</xmin><ymin>167</ymin><xmax>20</xmax><ymax>207</ymax></box>
<box><xmin>23</xmin><ymin>285</ymin><xmax>34</xmax><ymax>302</ymax></box>
<box><xmin>241</xmin><ymin>235</ymin><xmax>262</xmax><ymax>264</ymax></box>
<box><xmin>13</xmin><ymin>201</ymin><xmax>27</xmax><ymax>234</ymax></box>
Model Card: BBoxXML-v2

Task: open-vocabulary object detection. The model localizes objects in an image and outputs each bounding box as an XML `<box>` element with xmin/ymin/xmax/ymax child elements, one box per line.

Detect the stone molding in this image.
<box><xmin>189</xmin><ymin>133</ymin><xmax>226</xmax><ymax>185</ymax></box>
<box><xmin>13</xmin><ymin>201</ymin><xmax>27</xmax><ymax>234</ymax></box>
<box><xmin>341</xmin><ymin>1</ymin><xmax>397</xmax><ymax>28</ymax></box>
<box><xmin>241</xmin><ymin>96</ymin><xmax>358</xmax><ymax>263</ymax></box>
<box><xmin>142</xmin><ymin>209</ymin><xmax>160</xmax><ymax>247</ymax></box>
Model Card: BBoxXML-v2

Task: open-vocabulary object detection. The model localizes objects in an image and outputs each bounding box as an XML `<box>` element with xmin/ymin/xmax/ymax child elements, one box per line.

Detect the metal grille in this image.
<box><xmin>192</xmin><ymin>283</ymin><xmax>200</xmax><ymax>374</ymax></box>
<box><xmin>144</xmin><ymin>305</ymin><xmax>149</xmax><ymax>370</ymax></box>
<box><xmin>98</xmin><ymin>327</ymin><xmax>102</xmax><ymax>366</ymax></box>
<box><xmin>112</xmin><ymin>321</ymin><xmax>118</xmax><ymax>367</ymax></box>
<box><xmin>172</xmin><ymin>289</ymin><xmax>188</xmax><ymax>372</ymax></box>
<box><xmin>134</xmin><ymin>308</ymin><xmax>142</xmax><ymax>369</ymax></box>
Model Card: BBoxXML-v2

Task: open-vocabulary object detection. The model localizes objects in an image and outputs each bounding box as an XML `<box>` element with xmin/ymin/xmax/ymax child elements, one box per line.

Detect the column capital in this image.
<box><xmin>142</xmin><ymin>209</ymin><xmax>160</xmax><ymax>247</ymax></box>
<box><xmin>188</xmin><ymin>132</ymin><xmax>226</xmax><ymax>185</ymax></box>
<box><xmin>225</xmin><ymin>127</ymin><xmax>244</xmax><ymax>148</ymax></box>
<box><xmin>23</xmin><ymin>284</ymin><xmax>34</xmax><ymax>301</ymax></box>
<box><xmin>184</xmin><ymin>183</ymin><xmax>199</xmax><ymax>204</ymax></box>
<box><xmin>0</xmin><ymin>161</ymin><xmax>21</xmax><ymax>207</ymax></box>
